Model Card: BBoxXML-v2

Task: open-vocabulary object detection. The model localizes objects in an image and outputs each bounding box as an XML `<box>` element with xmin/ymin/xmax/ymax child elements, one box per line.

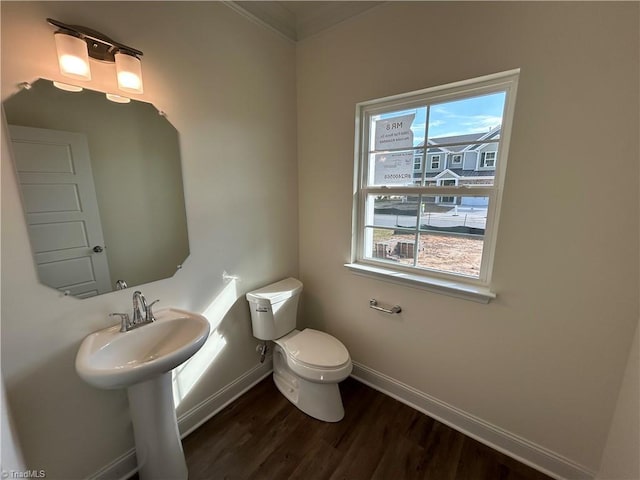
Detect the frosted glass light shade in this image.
<box><xmin>54</xmin><ymin>32</ymin><xmax>91</xmax><ymax>81</ymax></box>
<box><xmin>115</xmin><ymin>52</ymin><xmax>143</xmax><ymax>94</ymax></box>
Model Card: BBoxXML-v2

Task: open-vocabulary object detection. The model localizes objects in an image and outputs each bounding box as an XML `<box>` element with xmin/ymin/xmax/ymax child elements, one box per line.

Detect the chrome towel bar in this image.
<box><xmin>369</xmin><ymin>298</ymin><xmax>402</xmax><ymax>314</ymax></box>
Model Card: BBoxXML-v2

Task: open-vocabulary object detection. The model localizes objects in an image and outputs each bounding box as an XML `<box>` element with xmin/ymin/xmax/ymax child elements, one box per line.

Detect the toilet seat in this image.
<box><xmin>275</xmin><ymin>329</ymin><xmax>352</xmax><ymax>383</ymax></box>
<box><xmin>278</xmin><ymin>329</ymin><xmax>350</xmax><ymax>368</ymax></box>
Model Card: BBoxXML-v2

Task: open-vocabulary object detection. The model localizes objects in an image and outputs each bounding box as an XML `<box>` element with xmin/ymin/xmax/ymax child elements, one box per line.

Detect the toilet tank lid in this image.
<box><xmin>246</xmin><ymin>277</ymin><xmax>303</xmax><ymax>305</ymax></box>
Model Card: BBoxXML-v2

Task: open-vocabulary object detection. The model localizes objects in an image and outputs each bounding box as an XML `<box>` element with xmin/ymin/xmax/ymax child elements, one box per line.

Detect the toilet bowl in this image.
<box><xmin>273</xmin><ymin>329</ymin><xmax>352</xmax><ymax>422</ymax></box>
<box><xmin>246</xmin><ymin>278</ymin><xmax>352</xmax><ymax>422</ymax></box>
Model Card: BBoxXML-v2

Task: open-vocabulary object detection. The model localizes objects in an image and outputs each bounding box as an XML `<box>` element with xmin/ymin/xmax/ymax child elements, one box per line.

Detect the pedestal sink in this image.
<box><xmin>76</xmin><ymin>308</ymin><xmax>210</xmax><ymax>480</ymax></box>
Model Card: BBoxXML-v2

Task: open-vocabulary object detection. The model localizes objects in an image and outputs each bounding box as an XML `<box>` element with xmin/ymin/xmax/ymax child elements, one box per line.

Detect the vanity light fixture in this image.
<box><xmin>47</xmin><ymin>18</ymin><xmax>144</xmax><ymax>94</ymax></box>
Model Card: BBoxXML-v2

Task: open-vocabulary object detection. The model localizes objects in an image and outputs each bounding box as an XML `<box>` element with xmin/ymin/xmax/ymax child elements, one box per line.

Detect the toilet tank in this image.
<box><xmin>246</xmin><ymin>278</ymin><xmax>303</xmax><ymax>340</ymax></box>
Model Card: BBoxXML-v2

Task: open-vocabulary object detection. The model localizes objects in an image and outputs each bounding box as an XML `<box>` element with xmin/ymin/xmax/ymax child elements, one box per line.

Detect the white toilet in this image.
<box><xmin>246</xmin><ymin>277</ymin><xmax>352</xmax><ymax>422</ymax></box>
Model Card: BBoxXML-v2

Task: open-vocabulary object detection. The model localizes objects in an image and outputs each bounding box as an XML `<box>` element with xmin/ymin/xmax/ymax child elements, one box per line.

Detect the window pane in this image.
<box><xmin>427</xmin><ymin>92</ymin><xmax>505</xmax><ymax>139</ymax></box>
<box><xmin>417</xmin><ymin>197</ymin><xmax>488</xmax><ymax>277</ymax></box>
<box><xmin>370</xmin><ymin>107</ymin><xmax>426</xmax><ymax>151</ymax></box>
<box><xmin>366</xmin><ymin>194</ymin><xmax>419</xmax><ymax>228</ymax></box>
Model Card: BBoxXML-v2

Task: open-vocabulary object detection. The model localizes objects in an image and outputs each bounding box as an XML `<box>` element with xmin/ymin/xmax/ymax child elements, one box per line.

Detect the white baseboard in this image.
<box><xmin>88</xmin><ymin>361</ymin><xmax>273</xmax><ymax>480</ymax></box>
<box><xmin>88</xmin><ymin>449</ymin><xmax>137</xmax><ymax>480</ymax></box>
<box><xmin>350</xmin><ymin>362</ymin><xmax>595</xmax><ymax>480</ymax></box>
<box><xmin>177</xmin><ymin>360</ymin><xmax>273</xmax><ymax>437</ymax></box>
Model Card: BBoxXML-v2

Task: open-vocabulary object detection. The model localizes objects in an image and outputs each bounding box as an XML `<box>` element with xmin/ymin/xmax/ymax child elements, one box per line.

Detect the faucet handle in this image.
<box><xmin>110</xmin><ymin>312</ymin><xmax>130</xmax><ymax>332</ymax></box>
<box><xmin>146</xmin><ymin>299</ymin><xmax>160</xmax><ymax>322</ymax></box>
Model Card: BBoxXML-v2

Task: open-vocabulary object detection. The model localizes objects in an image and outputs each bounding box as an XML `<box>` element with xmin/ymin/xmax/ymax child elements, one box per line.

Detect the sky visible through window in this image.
<box><xmin>374</xmin><ymin>91</ymin><xmax>506</xmax><ymax>146</ymax></box>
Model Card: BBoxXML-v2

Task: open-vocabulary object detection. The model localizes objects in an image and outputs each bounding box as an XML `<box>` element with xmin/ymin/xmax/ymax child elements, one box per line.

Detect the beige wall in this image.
<box><xmin>1</xmin><ymin>2</ymin><xmax>297</xmax><ymax>478</ymax></box>
<box><xmin>297</xmin><ymin>1</ymin><xmax>638</xmax><ymax>473</ymax></box>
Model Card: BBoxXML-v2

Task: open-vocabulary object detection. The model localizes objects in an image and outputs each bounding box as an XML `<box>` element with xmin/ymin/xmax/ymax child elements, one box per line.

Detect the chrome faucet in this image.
<box><xmin>132</xmin><ymin>290</ymin><xmax>147</xmax><ymax>324</ymax></box>
<box><xmin>110</xmin><ymin>291</ymin><xmax>160</xmax><ymax>332</ymax></box>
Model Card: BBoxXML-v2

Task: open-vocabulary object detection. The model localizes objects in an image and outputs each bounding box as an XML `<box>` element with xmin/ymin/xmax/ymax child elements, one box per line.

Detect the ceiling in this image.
<box><xmin>231</xmin><ymin>1</ymin><xmax>384</xmax><ymax>41</ymax></box>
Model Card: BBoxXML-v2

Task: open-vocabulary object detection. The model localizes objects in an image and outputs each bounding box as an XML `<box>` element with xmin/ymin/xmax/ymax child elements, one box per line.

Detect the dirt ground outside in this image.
<box><xmin>372</xmin><ymin>231</ymin><xmax>484</xmax><ymax>277</ymax></box>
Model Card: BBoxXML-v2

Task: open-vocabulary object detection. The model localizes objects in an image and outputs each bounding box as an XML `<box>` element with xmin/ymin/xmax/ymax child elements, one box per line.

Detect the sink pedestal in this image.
<box><xmin>128</xmin><ymin>372</ymin><xmax>187</xmax><ymax>480</ymax></box>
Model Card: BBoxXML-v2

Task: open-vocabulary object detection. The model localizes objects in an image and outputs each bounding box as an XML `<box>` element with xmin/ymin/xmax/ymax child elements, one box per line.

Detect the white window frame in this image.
<box><xmin>346</xmin><ymin>70</ymin><xmax>519</xmax><ymax>303</ymax></box>
<box><xmin>480</xmin><ymin>151</ymin><xmax>497</xmax><ymax>169</ymax></box>
<box><xmin>429</xmin><ymin>154</ymin><xmax>441</xmax><ymax>169</ymax></box>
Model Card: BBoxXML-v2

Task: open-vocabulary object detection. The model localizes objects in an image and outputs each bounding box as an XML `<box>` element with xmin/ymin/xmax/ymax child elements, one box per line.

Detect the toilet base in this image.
<box><xmin>272</xmin><ymin>348</ymin><xmax>345</xmax><ymax>422</ymax></box>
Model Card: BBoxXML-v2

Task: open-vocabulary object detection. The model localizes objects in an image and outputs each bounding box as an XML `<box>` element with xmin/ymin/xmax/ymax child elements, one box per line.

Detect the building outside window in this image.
<box><xmin>347</xmin><ymin>70</ymin><xmax>519</xmax><ymax>300</ymax></box>
<box><xmin>438</xmin><ymin>179</ymin><xmax>457</xmax><ymax>204</ymax></box>
<box><xmin>480</xmin><ymin>151</ymin><xmax>497</xmax><ymax>168</ymax></box>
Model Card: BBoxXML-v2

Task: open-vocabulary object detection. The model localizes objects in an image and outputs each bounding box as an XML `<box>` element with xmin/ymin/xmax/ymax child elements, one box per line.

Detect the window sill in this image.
<box><xmin>344</xmin><ymin>263</ymin><xmax>496</xmax><ymax>304</ymax></box>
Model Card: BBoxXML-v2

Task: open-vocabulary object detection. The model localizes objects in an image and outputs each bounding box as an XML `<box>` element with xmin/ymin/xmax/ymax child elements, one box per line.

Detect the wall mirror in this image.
<box><xmin>4</xmin><ymin>79</ymin><xmax>189</xmax><ymax>298</ymax></box>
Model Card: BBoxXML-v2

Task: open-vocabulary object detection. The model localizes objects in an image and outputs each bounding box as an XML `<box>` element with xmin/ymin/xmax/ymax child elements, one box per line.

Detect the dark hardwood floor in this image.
<box><xmin>178</xmin><ymin>377</ymin><xmax>553</xmax><ymax>480</ymax></box>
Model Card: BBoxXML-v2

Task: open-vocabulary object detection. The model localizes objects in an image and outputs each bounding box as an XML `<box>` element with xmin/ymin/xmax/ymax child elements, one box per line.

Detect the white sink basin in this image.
<box><xmin>76</xmin><ymin>308</ymin><xmax>210</xmax><ymax>389</ymax></box>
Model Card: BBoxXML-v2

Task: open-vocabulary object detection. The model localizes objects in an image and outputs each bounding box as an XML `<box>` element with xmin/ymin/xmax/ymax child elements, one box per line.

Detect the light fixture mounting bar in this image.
<box><xmin>47</xmin><ymin>18</ymin><xmax>143</xmax><ymax>62</ymax></box>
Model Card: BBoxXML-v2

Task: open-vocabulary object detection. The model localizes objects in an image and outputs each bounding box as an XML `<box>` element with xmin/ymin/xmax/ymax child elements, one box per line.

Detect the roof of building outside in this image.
<box><xmin>425</xmin><ymin>169</ymin><xmax>495</xmax><ymax>178</ymax></box>
<box><xmin>422</xmin><ymin>126</ymin><xmax>501</xmax><ymax>153</ymax></box>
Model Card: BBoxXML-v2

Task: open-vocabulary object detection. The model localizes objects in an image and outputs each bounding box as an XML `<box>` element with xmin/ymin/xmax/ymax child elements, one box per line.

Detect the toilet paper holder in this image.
<box><xmin>369</xmin><ymin>298</ymin><xmax>402</xmax><ymax>314</ymax></box>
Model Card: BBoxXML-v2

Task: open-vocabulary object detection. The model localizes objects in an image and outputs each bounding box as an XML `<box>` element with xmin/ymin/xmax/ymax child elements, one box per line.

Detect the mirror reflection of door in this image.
<box><xmin>9</xmin><ymin>125</ymin><xmax>112</xmax><ymax>297</ymax></box>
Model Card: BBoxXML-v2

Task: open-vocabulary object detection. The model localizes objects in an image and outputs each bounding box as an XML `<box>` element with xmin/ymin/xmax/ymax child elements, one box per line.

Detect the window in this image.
<box><xmin>347</xmin><ymin>70</ymin><xmax>519</xmax><ymax>302</ymax></box>
<box><xmin>438</xmin><ymin>179</ymin><xmax>457</xmax><ymax>204</ymax></box>
<box><xmin>451</xmin><ymin>154</ymin><xmax>463</xmax><ymax>166</ymax></box>
<box><xmin>480</xmin><ymin>151</ymin><xmax>496</xmax><ymax>168</ymax></box>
